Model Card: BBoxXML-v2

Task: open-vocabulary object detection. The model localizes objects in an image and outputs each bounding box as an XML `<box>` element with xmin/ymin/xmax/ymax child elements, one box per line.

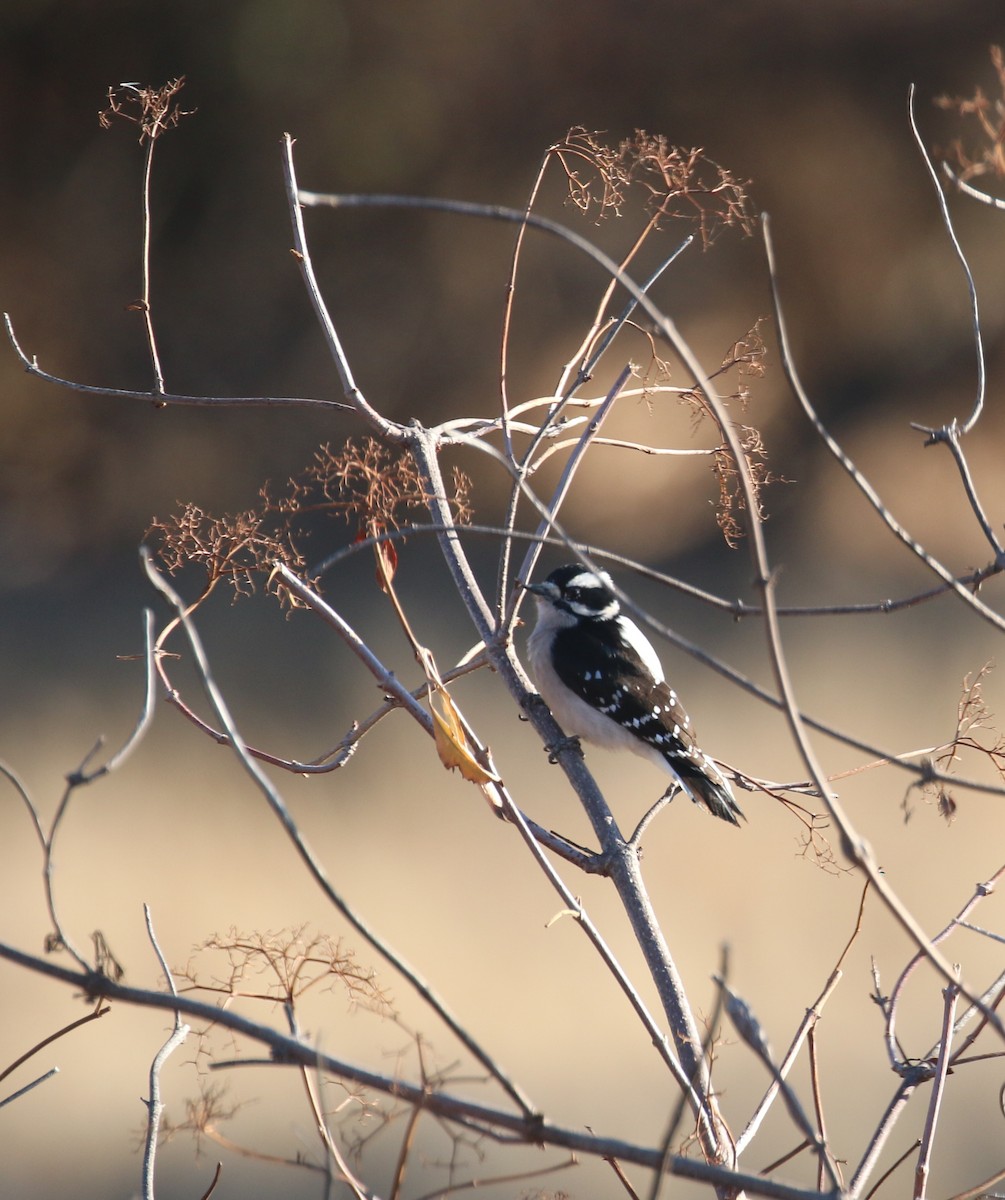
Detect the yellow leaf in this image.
<box><xmin>430</xmin><ymin>684</ymin><xmax>499</xmax><ymax>784</ymax></box>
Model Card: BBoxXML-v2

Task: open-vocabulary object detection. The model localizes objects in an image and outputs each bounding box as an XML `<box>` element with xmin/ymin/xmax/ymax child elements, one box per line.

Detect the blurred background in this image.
<box><xmin>3</xmin><ymin>2</ymin><xmax>1005</xmax><ymax>1197</ymax></box>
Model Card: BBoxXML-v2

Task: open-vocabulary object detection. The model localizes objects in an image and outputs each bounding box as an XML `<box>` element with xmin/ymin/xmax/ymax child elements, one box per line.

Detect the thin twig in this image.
<box><xmin>92</xmin><ymin>608</ymin><xmax>158</xmax><ymax>780</ymax></box>
<box><xmin>736</xmin><ymin>943</ymin><xmax>848</xmax><ymax>1153</ymax></box>
<box><xmin>139</xmin><ymin>132</ymin><xmax>165</xmax><ymax>393</ymax></box>
<box><xmin>508</xmin><ymin>234</ymin><xmax>694</xmax><ymax>604</ymax></box>
<box><xmin>409</xmin><ymin>1155</ymin><xmax>577</xmax><ymax>1200</ymax></box>
<box><xmin>140</xmin><ymin>903</ymin><xmax>189</xmax><ymax>1200</ymax></box>
<box><xmin>717</xmin><ymin>978</ymin><xmax>842</xmax><ymax>1191</ymax></box>
<box><xmin>271</xmin><ymin>564</ymin><xmax>435</xmax><ymax>733</ymax></box>
<box><xmin>4</xmin><ymin>312</ymin><xmax>348</xmax><ymax>409</ymax></box>
<box><xmin>908</xmin><ymin>420</ymin><xmax>1005</xmax><ymax>561</ymax></box>
<box><xmin>37</xmin><ymin>610</ymin><xmax>159</xmax><ymax>970</ymax></box>
<box><xmin>942</xmin><ymin>967</ymin><xmax>1005</xmax><ymax>1065</ymax></box>
<box><xmin>495</xmin><ymin>141</ymin><xmax>552</xmax><ymax>600</ymax></box>
<box><xmin>282</xmin><ymin>136</ymin><xmax>405</xmax><ymax>441</ymax></box>
<box><xmin>862</xmin><ymin>1139</ymin><xmax>920</xmax><ymax>1200</ymax></box>
<box><xmin>942</xmin><ymin>160</ymin><xmax>1005</xmax><ymax>209</ymax></box>
<box><xmin>763</xmin><ymin>216</ymin><xmax>1005</xmax><ymax>637</ymax></box>
<box><xmin>0</xmin><ymin>758</ymin><xmax>45</xmax><ymax>852</ymax></box>
<box><xmin>505</xmin><ymin>361</ymin><xmax>634</xmax><ymax>633</ymax></box>
<box><xmin>0</xmin><ymin>1005</ymin><xmax>109</xmax><ymax>1089</ymax></box>
<box><xmin>885</xmin><ymin>864</ymin><xmax>1005</xmax><ymax>1073</ymax></box>
<box><xmin>907</xmin><ymin>84</ymin><xmax>985</xmax><ymax>434</ymax></box>
<box><xmin>142</xmin><ymin>548</ymin><xmax>536</xmax><ymax>1119</ymax></box>
<box><xmin>0</xmin><ymin>1067</ymin><xmax>60</xmax><ymax>1110</ymax></box>
<box><xmin>847</xmin><ymin>1081</ymin><xmax>916</xmax><ymax>1200</ymax></box>
<box><xmin>913</xmin><ymin>969</ymin><xmax>960</xmax><ymax>1200</ymax></box>
<box><xmin>286</xmin><ymin>1007</ymin><xmax>370</xmax><ymax>1200</ymax></box>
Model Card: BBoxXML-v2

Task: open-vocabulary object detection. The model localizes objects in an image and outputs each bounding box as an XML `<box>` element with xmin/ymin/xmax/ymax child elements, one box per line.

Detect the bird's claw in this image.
<box><xmin>546</xmin><ymin>735</ymin><xmax>584</xmax><ymax>764</ymax></box>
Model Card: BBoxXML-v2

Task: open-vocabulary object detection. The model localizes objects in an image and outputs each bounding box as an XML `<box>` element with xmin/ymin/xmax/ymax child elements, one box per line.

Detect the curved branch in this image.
<box><xmin>907</xmin><ymin>84</ymin><xmax>985</xmax><ymax>434</ymax></box>
<box><xmin>281</xmin><ymin>136</ymin><xmax>406</xmax><ymax>440</ymax></box>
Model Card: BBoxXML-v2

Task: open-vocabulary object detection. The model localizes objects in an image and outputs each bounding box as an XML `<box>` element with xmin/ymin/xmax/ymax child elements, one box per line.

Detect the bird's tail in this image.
<box><xmin>674</xmin><ymin>756</ymin><xmax>744</xmax><ymax>826</ymax></box>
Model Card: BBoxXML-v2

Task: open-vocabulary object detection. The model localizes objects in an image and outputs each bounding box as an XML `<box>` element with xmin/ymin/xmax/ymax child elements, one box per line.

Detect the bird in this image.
<box><xmin>524</xmin><ymin>563</ymin><xmax>743</xmax><ymax>825</ymax></box>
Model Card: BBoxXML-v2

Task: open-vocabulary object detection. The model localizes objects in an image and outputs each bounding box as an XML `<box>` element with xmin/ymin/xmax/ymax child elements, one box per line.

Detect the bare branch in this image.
<box><xmin>141</xmin><ymin>547</ymin><xmax>537</xmax><ymax>1118</ymax></box>
<box><xmin>0</xmin><ymin>935</ymin><xmax>837</xmax><ymax>1200</ymax></box>
<box><xmin>4</xmin><ymin>313</ymin><xmax>349</xmax><ymax>410</ymax></box>
<box><xmin>140</xmin><ymin>905</ymin><xmax>189</xmax><ymax>1200</ymax></box>
<box><xmin>913</xmin><ymin>971</ymin><xmax>960</xmax><ymax>1200</ymax></box>
<box><xmin>763</xmin><ymin>218</ymin><xmax>1005</xmax><ymax>636</ymax></box>
<box><xmin>907</xmin><ymin>83</ymin><xmax>986</xmax><ymax>433</ymax></box>
<box><xmin>282</xmin><ymin>136</ymin><xmax>405</xmax><ymax>440</ymax></box>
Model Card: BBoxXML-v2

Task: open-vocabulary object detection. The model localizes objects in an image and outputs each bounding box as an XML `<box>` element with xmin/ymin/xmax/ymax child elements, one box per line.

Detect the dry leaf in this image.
<box><xmin>430</xmin><ymin>683</ymin><xmax>499</xmax><ymax>784</ymax></box>
<box><xmin>373</xmin><ymin>533</ymin><xmax>397</xmax><ymax>592</ymax></box>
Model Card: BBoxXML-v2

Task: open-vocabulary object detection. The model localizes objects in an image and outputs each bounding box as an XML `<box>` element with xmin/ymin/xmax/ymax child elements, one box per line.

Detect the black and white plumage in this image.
<box><xmin>525</xmin><ymin>564</ymin><xmax>743</xmax><ymax>826</ymax></box>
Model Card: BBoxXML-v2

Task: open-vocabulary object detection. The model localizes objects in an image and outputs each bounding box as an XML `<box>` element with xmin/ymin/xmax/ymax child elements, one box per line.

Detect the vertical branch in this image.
<box><xmin>407</xmin><ymin>433</ymin><xmax>726</xmax><ymax>1161</ymax></box>
<box><xmin>99</xmin><ymin>80</ymin><xmax>194</xmax><ymax>396</ymax></box>
<box><xmin>907</xmin><ymin>84</ymin><xmax>985</xmax><ymax>434</ymax></box>
<box><xmin>286</xmin><ymin>1006</ymin><xmax>370</xmax><ymax>1200</ymax></box>
<box><xmin>807</xmin><ymin>1027</ymin><xmax>837</xmax><ymax>1193</ymax></box>
<box><xmin>408</xmin><ymin>424</ymin><xmax>497</xmax><ymax>637</ymax></box>
<box><xmin>37</xmin><ymin>608</ymin><xmax>158</xmax><ymax>971</ymax></box>
<box><xmin>140</xmin><ymin>904</ymin><xmax>189</xmax><ymax>1200</ymax></box>
<box><xmin>913</xmin><ymin>972</ymin><xmax>960</xmax><ymax>1200</ymax></box>
<box><xmin>139</xmin><ymin>134</ymin><xmax>165</xmax><ymax>395</ymax></box>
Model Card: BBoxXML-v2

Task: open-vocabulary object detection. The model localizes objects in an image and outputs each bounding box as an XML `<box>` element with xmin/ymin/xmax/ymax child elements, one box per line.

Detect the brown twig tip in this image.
<box><xmin>934</xmin><ymin>45</ymin><xmax>1005</xmax><ymax>182</ymax></box>
<box><xmin>711</xmin><ymin>423</ymin><xmax>789</xmax><ymax>549</ymax></box>
<box><xmin>98</xmin><ymin>77</ymin><xmax>195</xmax><ymax>141</ymax></box>
<box><xmin>279</xmin><ymin>437</ymin><xmax>473</xmax><ymax>533</ymax></box>
<box><xmin>551</xmin><ymin>126</ymin><xmax>757</xmax><ymax>244</ymax></box>
<box><xmin>177</xmin><ymin>925</ymin><xmax>395</xmax><ymax>1016</ymax></box>
<box><xmin>144</xmin><ymin>437</ymin><xmax>473</xmax><ymax>609</ymax></box>
<box><xmin>903</xmin><ymin>664</ymin><xmax>1005</xmax><ymax>824</ymax></box>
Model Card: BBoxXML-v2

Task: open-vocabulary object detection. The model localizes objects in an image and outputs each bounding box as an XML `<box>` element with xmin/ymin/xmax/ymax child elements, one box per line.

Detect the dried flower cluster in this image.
<box><xmin>273</xmin><ymin>437</ymin><xmax>472</xmax><ymax>536</ymax></box>
<box><xmin>907</xmin><ymin>665</ymin><xmax>1005</xmax><ymax>823</ymax></box>
<box><xmin>145</xmin><ymin>437</ymin><xmax>472</xmax><ymax>605</ymax></box>
<box><xmin>711</xmin><ymin>424</ymin><xmax>782</xmax><ymax>549</ymax></box>
<box><xmin>552</xmin><ymin>126</ymin><xmax>756</xmax><ymax>246</ymax></box>
<box><xmin>673</xmin><ymin>321</ymin><xmax>779</xmax><ymax>547</ymax></box>
<box><xmin>178</xmin><ymin>925</ymin><xmax>394</xmax><ymax>1014</ymax></box>
<box><xmin>935</xmin><ymin>45</ymin><xmax>1005</xmax><ymax>182</ymax></box>
<box><xmin>99</xmin><ymin>77</ymin><xmax>194</xmax><ymax>142</ymax></box>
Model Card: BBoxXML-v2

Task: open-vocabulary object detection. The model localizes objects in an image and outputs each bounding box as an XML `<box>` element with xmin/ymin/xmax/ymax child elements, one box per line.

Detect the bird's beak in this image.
<box><xmin>520</xmin><ymin>580</ymin><xmax>548</xmax><ymax>597</ymax></box>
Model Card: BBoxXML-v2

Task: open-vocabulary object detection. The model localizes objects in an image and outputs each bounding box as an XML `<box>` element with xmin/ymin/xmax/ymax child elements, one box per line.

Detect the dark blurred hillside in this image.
<box><xmin>2</xmin><ymin>1</ymin><xmax>1004</xmax><ymax>590</ymax></box>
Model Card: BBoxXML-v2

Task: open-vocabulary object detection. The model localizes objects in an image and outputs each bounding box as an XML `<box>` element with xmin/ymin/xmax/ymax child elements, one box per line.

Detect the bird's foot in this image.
<box><xmin>546</xmin><ymin>735</ymin><xmax>584</xmax><ymax>764</ymax></box>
